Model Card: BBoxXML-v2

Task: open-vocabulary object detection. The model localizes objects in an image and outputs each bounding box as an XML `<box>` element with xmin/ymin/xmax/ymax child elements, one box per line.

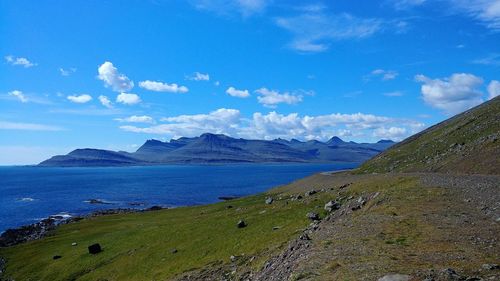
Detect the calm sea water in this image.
<box><xmin>0</xmin><ymin>163</ymin><xmax>357</xmax><ymax>232</ymax></box>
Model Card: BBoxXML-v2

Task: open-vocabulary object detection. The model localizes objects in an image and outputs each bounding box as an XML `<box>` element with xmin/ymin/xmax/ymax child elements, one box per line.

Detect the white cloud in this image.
<box><xmin>488</xmin><ymin>80</ymin><xmax>500</xmax><ymax>99</ymax></box>
<box><xmin>226</xmin><ymin>86</ymin><xmax>250</xmax><ymax>98</ymax></box>
<box><xmin>8</xmin><ymin>90</ymin><xmax>28</xmax><ymax>103</ymax></box>
<box><xmin>389</xmin><ymin>0</ymin><xmax>426</xmax><ymax>10</ymax></box>
<box><xmin>255</xmin><ymin>87</ymin><xmax>303</xmax><ymax>107</ymax></box>
<box><xmin>67</xmin><ymin>94</ymin><xmax>92</xmax><ymax>104</ymax></box>
<box><xmin>120</xmin><ymin>108</ymin><xmax>423</xmax><ymax>142</ymax></box>
<box><xmin>115</xmin><ymin>115</ymin><xmax>154</xmax><ymax>124</ymax></box>
<box><xmin>187</xmin><ymin>72</ymin><xmax>210</xmax><ymax>81</ymax></box>
<box><xmin>139</xmin><ymin>80</ymin><xmax>189</xmax><ymax>93</ymax></box>
<box><xmin>191</xmin><ymin>0</ymin><xmax>270</xmax><ymax>17</ymax></box>
<box><xmin>276</xmin><ymin>12</ymin><xmax>384</xmax><ymax>52</ymax></box>
<box><xmin>0</xmin><ymin>121</ymin><xmax>63</xmax><ymax>131</ymax></box>
<box><xmin>369</xmin><ymin>69</ymin><xmax>399</xmax><ymax>81</ymax></box>
<box><xmin>116</xmin><ymin>92</ymin><xmax>141</xmax><ymax>105</ymax></box>
<box><xmin>383</xmin><ymin>91</ymin><xmax>404</xmax><ymax>97</ymax></box>
<box><xmin>4</xmin><ymin>55</ymin><xmax>36</xmax><ymax>68</ymax></box>
<box><xmin>97</xmin><ymin>61</ymin><xmax>134</xmax><ymax>92</ymax></box>
<box><xmin>98</xmin><ymin>95</ymin><xmax>113</xmax><ymax>108</ymax></box>
<box><xmin>450</xmin><ymin>0</ymin><xmax>500</xmax><ymax>30</ymax></box>
<box><xmin>373</xmin><ymin>127</ymin><xmax>407</xmax><ymax>140</ymax></box>
<box><xmin>415</xmin><ymin>73</ymin><xmax>485</xmax><ymax>115</ymax></box>
<box><xmin>59</xmin><ymin>67</ymin><xmax>76</xmax><ymax>76</ymax></box>
<box><xmin>472</xmin><ymin>53</ymin><xmax>500</xmax><ymax>66</ymax></box>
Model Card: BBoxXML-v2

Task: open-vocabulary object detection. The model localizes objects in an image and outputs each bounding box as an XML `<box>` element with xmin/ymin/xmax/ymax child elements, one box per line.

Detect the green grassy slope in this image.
<box><xmin>357</xmin><ymin>96</ymin><xmax>500</xmax><ymax>174</ymax></box>
<box><xmin>0</xmin><ymin>192</ymin><xmax>337</xmax><ymax>281</ymax></box>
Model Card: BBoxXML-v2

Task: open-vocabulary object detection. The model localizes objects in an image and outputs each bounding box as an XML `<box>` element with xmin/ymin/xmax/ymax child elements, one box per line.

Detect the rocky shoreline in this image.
<box><xmin>0</xmin><ymin>206</ymin><xmax>167</xmax><ymax>248</ymax></box>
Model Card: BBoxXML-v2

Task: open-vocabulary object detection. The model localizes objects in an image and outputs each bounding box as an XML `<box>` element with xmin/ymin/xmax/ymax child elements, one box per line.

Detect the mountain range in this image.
<box><xmin>38</xmin><ymin>134</ymin><xmax>395</xmax><ymax>166</ymax></box>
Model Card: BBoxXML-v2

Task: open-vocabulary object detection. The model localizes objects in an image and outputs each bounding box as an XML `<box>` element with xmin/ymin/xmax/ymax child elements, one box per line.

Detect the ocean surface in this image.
<box><xmin>0</xmin><ymin>163</ymin><xmax>357</xmax><ymax>232</ymax></box>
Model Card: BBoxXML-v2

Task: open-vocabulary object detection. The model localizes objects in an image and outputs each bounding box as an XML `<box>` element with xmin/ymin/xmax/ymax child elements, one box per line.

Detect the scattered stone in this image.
<box><xmin>305</xmin><ymin>190</ymin><xmax>317</xmax><ymax>197</ymax></box>
<box><xmin>88</xmin><ymin>243</ymin><xmax>102</xmax><ymax>254</ymax></box>
<box><xmin>230</xmin><ymin>255</ymin><xmax>237</xmax><ymax>262</ymax></box>
<box><xmin>171</xmin><ymin>248</ymin><xmax>178</xmax><ymax>254</ymax></box>
<box><xmin>0</xmin><ymin>218</ymin><xmax>56</xmax><ymax>247</ymax></box>
<box><xmin>71</xmin><ymin>242</ymin><xmax>77</xmax><ymax>246</ymax></box>
<box><xmin>306</xmin><ymin>212</ymin><xmax>320</xmax><ymax>221</ymax></box>
<box><xmin>265</xmin><ymin>197</ymin><xmax>274</xmax><ymax>204</ymax></box>
<box><xmin>272</xmin><ymin>226</ymin><xmax>280</xmax><ymax>230</ymax></box>
<box><xmin>357</xmin><ymin>197</ymin><xmax>366</xmax><ymax>205</ymax></box>
<box><xmin>295</xmin><ymin>195</ymin><xmax>303</xmax><ymax>200</ymax></box>
<box><xmin>299</xmin><ymin>233</ymin><xmax>311</xmax><ymax>240</ymax></box>
<box><xmin>226</xmin><ymin>205</ymin><xmax>233</xmax><ymax>209</ymax></box>
<box><xmin>237</xmin><ymin>220</ymin><xmax>247</xmax><ymax>228</ymax></box>
<box><xmin>482</xmin><ymin>264</ymin><xmax>500</xmax><ymax>270</ymax></box>
<box><xmin>324</xmin><ymin>201</ymin><xmax>340</xmax><ymax>212</ymax></box>
<box><xmin>378</xmin><ymin>274</ymin><xmax>411</xmax><ymax>281</ymax></box>
<box><xmin>52</xmin><ymin>255</ymin><xmax>62</xmax><ymax>260</ymax></box>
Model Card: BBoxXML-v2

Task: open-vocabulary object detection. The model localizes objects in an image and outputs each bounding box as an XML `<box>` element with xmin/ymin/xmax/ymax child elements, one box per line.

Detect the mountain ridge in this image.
<box><xmin>39</xmin><ymin>134</ymin><xmax>395</xmax><ymax>167</ymax></box>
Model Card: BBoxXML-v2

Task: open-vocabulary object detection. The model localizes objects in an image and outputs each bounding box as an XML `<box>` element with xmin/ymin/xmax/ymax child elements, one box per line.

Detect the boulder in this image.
<box><xmin>52</xmin><ymin>255</ymin><xmax>62</xmax><ymax>260</ymax></box>
<box><xmin>171</xmin><ymin>248</ymin><xmax>178</xmax><ymax>254</ymax></box>
<box><xmin>88</xmin><ymin>243</ymin><xmax>102</xmax><ymax>254</ymax></box>
<box><xmin>265</xmin><ymin>197</ymin><xmax>274</xmax><ymax>204</ymax></box>
<box><xmin>482</xmin><ymin>263</ymin><xmax>499</xmax><ymax>270</ymax></box>
<box><xmin>378</xmin><ymin>274</ymin><xmax>411</xmax><ymax>281</ymax></box>
<box><xmin>305</xmin><ymin>190</ymin><xmax>317</xmax><ymax>197</ymax></box>
<box><xmin>324</xmin><ymin>201</ymin><xmax>340</xmax><ymax>212</ymax></box>
<box><xmin>306</xmin><ymin>212</ymin><xmax>320</xmax><ymax>221</ymax></box>
<box><xmin>237</xmin><ymin>220</ymin><xmax>247</xmax><ymax>228</ymax></box>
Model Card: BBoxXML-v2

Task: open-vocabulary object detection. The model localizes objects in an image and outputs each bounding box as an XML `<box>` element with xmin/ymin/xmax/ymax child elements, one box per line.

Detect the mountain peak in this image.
<box><xmin>326</xmin><ymin>136</ymin><xmax>345</xmax><ymax>145</ymax></box>
<box><xmin>377</xmin><ymin>139</ymin><xmax>395</xmax><ymax>144</ymax></box>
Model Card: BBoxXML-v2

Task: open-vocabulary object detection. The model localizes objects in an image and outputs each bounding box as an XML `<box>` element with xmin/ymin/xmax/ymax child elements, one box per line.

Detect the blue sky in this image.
<box><xmin>1</xmin><ymin>0</ymin><xmax>499</xmax><ymax>164</ymax></box>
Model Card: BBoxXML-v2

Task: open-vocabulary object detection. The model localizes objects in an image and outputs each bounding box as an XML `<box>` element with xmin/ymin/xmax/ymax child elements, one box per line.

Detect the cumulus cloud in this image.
<box><xmin>115</xmin><ymin>115</ymin><xmax>154</xmax><ymax>123</ymax></box>
<box><xmin>97</xmin><ymin>61</ymin><xmax>134</xmax><ymax>92</ymax></box>
<box><xmin>373</xmin><ymin>127</ymin><xmax>407</xmax><ymax>139</ymax></box>
<box><xmin>59</xmin><ymin>67</ymin><xmax>76</xmax><ymax>76</ymax></box>
<box><xmin>67</xmin><ymin>94</ymin><xmax>92</xmax><ymax>104</ymax></box>
<box><xmin>369</xmin><ymin>69</ymin><xmax>399</xmax><ymax>81</ymax></box>
<box><xmin>98</xmin><ymin>95</ymin><xmax>113</xmax><ymax>108</ymax></box>
<box><xmin>116</xmin><ymin>92</ymin><xmax>141</xmax><ymax>105</ymax></box>
<box><xmin>187</xmin><ymin>72</ymin><xmax>210</xmax><ymax>81</ymax></box>
<box><xmin>8</xmin><ymin>90</ymin><xmax>28</xmax><ymax>103</ymax></box>
<box><xmin>255</xmin><ymin>88</ymin><xmax>303</xmax><ymax>107</ymax></box>
<box><xmin>139</xmin><ymin>80</ymin><xmax>189</xmax><ymax>93</ymax></box>
<box><xmin>0</xmin><ymin>121</ymin><xmax>62</xmax><ymax>131</ymax></box>
<box><xmin>415</xmin><ymin>73</ymin><xmax>484</xmax><ymax>115</ymax></box>
<box><xmin>226</xmin><ymin>86</ymin><xmax>250</xmax><ymax>98</ymax></box>
<box><xmin>276</xmin><ymin>12</ymin><xmax>384</xmax><ymax>52</ymax></box>
<box><xmin>488</xmin><ymin>80</ymin><xmax>500</xmax><ymax>99</ymax></box>
<box><xmin>120</xmin><ymin>108</ymin><xmax>423</xmax><ymax>142</ymax></box>
<box><xmin>4</xmin><ymin>55</ymin><xmax>36</xmax><ymax>68</ymax></box>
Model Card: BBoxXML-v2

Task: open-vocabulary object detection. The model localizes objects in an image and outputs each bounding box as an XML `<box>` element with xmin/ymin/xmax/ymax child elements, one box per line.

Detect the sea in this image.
<box><xmin>0</xmin><ymin>163</ymin><xmax>357</xmax><ymax>232</ymax></box>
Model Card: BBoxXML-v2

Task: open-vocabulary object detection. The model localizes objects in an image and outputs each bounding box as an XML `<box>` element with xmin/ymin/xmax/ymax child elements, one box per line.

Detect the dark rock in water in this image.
<box><xmin>0</xmin><ymin>218</ymin><xmax>56</xmax><ymax>247</ymax></box>
<box><xmin>88</xmin><ymin>243</ymin><xmax>102</xmax><ymax>254</ymax></box>
<box><xmin>219</xmin><ymin>196</ymin><xmax>240</xmax><ymax>201</ymax></box>
<box><xmin>86</xmin><ymin>199</ymin><xmax>112</xmax><ymax>205</ymax></box>
<box><xmin>171</xmin><ymin>248</ymin><xmax>178</xmax><ymax>254</ymax></box>
<box><xmin>324</xmin><ymin>201</ymin><xmax>340</xmax><ymax>212</ymax></box>
<box><xmin>128</xmin><ymin>202</ymin><xmax>144</xmax><ymax>206</ymax></box>
<box><xmin>237</xmin><ymin>220</ymin><xmax>247</xmax><ymax>228</ymax></box>
<box><xmin>306</xmin><ymin>212</ymin><xmax>320</xmax><ymax>221</ymax></box>
<box><xmin>52</xmin><ymin>255</ymin><xmax>62</xmax><ymax>260</ymax></box>
<box><xmin>265</xmin><ymin>197</ymin><xmax>274</xmax><ymax>204</ymax></box>
<box><xmin>146</xmin><ymin>206</ymin><xmax>163</xmax><ymax>211</ymax></box>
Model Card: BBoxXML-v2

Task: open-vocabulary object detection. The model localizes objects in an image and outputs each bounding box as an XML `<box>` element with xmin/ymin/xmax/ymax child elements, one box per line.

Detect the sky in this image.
<box><xmin>1</xmin><ymin>0</ymin><xmax>499</xmax><ymax>165</ymax></box>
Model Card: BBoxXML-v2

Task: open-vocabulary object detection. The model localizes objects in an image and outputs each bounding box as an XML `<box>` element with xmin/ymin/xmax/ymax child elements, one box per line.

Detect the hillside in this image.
<box><xmin>38</xmin><ymin>134</ymin><xmax>395</xmax><ymax>167</ymax></box>
<box><xmin>358</xmin><ymin>96</ymin><xmax>500</xmax><ymax>174</ymax></box>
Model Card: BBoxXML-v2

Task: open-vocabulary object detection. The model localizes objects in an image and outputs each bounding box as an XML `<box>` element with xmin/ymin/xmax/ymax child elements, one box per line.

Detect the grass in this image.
<box><xmin>0</xmin><ymin>191</ymin><xmax>338</xmax><ymax>280</ymax></box>
<box><xmin>356</xmin><ymin>96</ymin><xmax>500</xmax><ymax>174</ymax></box>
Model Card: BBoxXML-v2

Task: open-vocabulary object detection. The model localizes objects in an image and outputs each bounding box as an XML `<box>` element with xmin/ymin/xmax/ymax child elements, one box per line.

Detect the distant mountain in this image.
<box><xmin>357</xmin><ymin>96</ymin><xmax>500</xmax><ymax>174</ymax></box>
<box><xmin>39</xmin><ymin>134</ymin><xmax>395</xmax><ymax>167</ymax></box>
